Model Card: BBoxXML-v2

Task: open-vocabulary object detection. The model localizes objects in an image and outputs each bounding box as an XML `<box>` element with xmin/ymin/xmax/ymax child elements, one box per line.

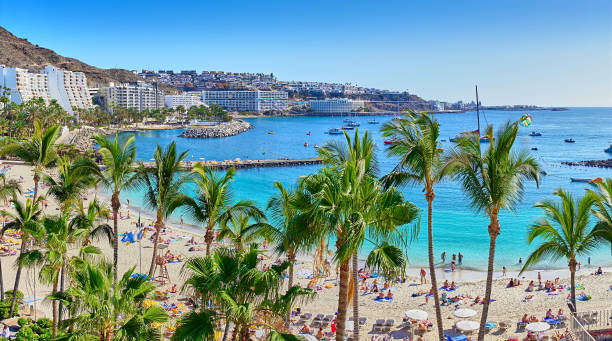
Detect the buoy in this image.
<box><xmin>304</xmin><ymin>142</ymin><xmax>308</xmax><ymax>147</ymax></box>
<box><xmin>307</xmin><ymin>132</ymin><xmax>312</xmax><ymax>136</ymax></box>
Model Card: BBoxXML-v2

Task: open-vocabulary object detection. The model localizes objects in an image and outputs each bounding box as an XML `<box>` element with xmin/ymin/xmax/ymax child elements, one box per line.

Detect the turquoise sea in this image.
<box><xmin>118</xmin><ymin>108</ymin><xmax>612</xmax><ymax>271</ymax></box>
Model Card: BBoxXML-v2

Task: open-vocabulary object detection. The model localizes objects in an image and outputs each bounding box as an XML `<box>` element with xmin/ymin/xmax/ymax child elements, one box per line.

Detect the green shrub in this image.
<box><xmin>14</xmin><ymin>326</ymin><xmax>38</xmax><ymax>341</ymax></box>
<box><xmin>17</xmin><ymin>317</ymin><xmax>29</xmax><ymax>327</ymax></box>
<box><xmin>0</xmin><ymin>301</ymin><xmax>12</xmax><ymax>320</ymax></box>
<box><xmin>4</xmin><ymin>290</ymin><xmax>24</xmax><ymax>300</ymax></box>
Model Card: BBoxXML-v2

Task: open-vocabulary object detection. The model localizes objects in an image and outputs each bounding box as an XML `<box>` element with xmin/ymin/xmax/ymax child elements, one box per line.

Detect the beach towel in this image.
<box><xmin>373</xmin><ymin>297</ymin><xmax>393</xmax><ymax>302</ymax></box>
<box><xmin>577</xmin><ymin>295</ymin><xmax>591</xmax><ymax>301</ymax></box>
<box><xmin>441</xmin><ymin>286</ymin><xmax>458</xmax><ymax>292</ymax></box>
<box><xmin>121</xmin><ymin>232</ymin><xmax>135</xmax><ymax>244</ymax></box>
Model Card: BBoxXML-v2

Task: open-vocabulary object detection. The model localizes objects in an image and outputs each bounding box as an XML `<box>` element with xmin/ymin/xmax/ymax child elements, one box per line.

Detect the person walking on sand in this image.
<box><xmin>538</xmin><ymin>272</ymin><xmax>542</xmax><ymax>285</ymax></box>
<box><xmin>180</xmin><ymin>215</ymin><xmax>184</xmax><ymax>225</ymax></box>
<box><xmin>420</xmin><ymin>268</ymin><xmax>427</xmax><ymax>284</ymax></box>
<box><xmin>502</xmin><ymin>266</ymin><xmax>507</xmax><ymax>277</ymax></box>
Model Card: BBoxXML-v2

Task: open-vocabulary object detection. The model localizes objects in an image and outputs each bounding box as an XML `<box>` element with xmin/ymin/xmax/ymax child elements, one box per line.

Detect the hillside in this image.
<box><xmin>0</xmin><ymin>26</ymin><xmax>173</xmax><ymax>90</ymax></box>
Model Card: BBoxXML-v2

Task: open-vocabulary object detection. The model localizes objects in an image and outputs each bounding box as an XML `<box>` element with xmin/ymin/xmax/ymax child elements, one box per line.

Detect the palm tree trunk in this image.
<box><xmin>32</xmin><ymin>175</ymin><xmax>39</xmax><ymax>202</ymax></box>
<box><xmin>0</xmin><ymin>257</ymin><xmax>4</xmax><ymax>302</ymax></box>
<box><xmin>352</xmin><ymin>252</ymin><xmax>360</xmax><ymax>341</ymax></box>
<box><xmin>569</xmin><ymin>258</ymin><xmax>577</xmax><ymax>313</ymax></box>
<box><xmin>222</xmin><ymin>319</ymin><xmax>230</xmax><ymax>341</ymax></box>
<box><xmin>335</xmin><ymin>259</ymin><xmax>349</xmax><ymax>341</ymax></box>
<box><xmin>111</xmin><ymin>192</ymin><xmax>120</xmax><ymax>282</ymax></box>
<box><xmin>426</xmin><ymin>193</ymin><xmax>444</xmax><ymax>340</ymax></box>
<box><xmin>8</xmin><ymin>239</ymin><xmax>26</xmax><ymax>317</ymax></box>
<box><xmin>52</xmin><ymin>273</ymin><xmax>59</xmax><ymax>337</ymax></box>
<box><xmin>148</xmin><ymin>218</ymin><xmax>163</xmax><ymax>277</ymax></box>
<box><xmin>205</xmin><ymin>220</ymin><xmax>214</xmax><ymax>256</ymax></box>
<box><xmin>58</xmin><ymin>263</ymin><xmax>66</xmax><ymax>325</ymax></box>
<box><xmin>477</xmin><ymin>216</ymin><xmax>500</xmax><ymax>341</ymax></box>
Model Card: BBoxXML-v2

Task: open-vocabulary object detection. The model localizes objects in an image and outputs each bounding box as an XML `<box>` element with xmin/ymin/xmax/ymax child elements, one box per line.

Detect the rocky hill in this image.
<box><xmin>0</xmin><ymin>26</ymin><xmax>174</xmax><ymax>91</ymax></box>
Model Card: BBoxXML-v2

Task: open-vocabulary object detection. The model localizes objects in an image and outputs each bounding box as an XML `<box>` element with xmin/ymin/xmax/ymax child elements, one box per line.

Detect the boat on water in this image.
<box><xmin>604</xmin><ymin>143</ymin><xmax>612</xmax><ymax>153</ymax></box>
<box><xmin>531</xmin><ymin>147</ymin><xmax>538</xmax><ymax>151</ymax></box>
<box><xmin>450</xmin><ymin>86</ymin><xmax>490</xmax><ymax>143</ymax></box>
<box><xmin>565</xmin><ymin>138</ymin><xmax>575</xmax><ymax>143</ymax></box>
<box><xmin>327</xmin><ymin>128</ymin><xmax>344</xmax><ymax>135</ymax></box>
<box><xmin>268</xmin><ymin>131</ymin><xmax>274</xmax><ymax>135</ymax></box>
<box><xmin>529</xmin><ymin>131</ymin><xmax>542</xmax><ymax>136</ymax></box>
<box><xmin>342</xmin><ymin>125</ymin><xmax>355</xmax><ymax>130</ymax></box>
<box><xmin>384</xmin><ymin>139</ymin><xmax>395</xmax><ymax>145</ymax></box>
<box><xmin>347</xmin><ymin>121</ymin><xmax>360</xmax><ymax>127</ymax></box>
<box><xmin>306</xmin><ymin>132</ymin><xmax>311</xmax><ymax>136</ymax></box>
<box><xmin>571</xmin><ymin>178</ymin><xmax>593</xmax><ymax>183</ymax></box>
<box><xmin>314</xmin><ymin>144</ymin><xmax>319</xmax><ymax>149</ymax></box>
<box><xmin>368</xmin><ymin>119</ymin><xmax>379</xmax><ymax>124</ymax></box>
<box><xmin>304</xmin><ymin>142</ymin><xmax>308</xmax><ymax>147</ymax></box>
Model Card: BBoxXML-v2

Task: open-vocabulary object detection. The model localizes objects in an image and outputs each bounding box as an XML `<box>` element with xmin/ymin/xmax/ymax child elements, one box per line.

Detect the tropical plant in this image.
<box><xmin>49</xmin><ymin>260</ymin><xmax>168</xmax><ymax>340</ymax></box>
<box><xmin>41</xmin><ymin>156</ymin><xmax>101</xmax><ymax>213</ymax></box>
<box><xmin>520</xmin><ymin>189</ymin><xmax>609</xmax><ymax>312</ymax></box>
<box><xmin>93</xmin><ymin>133</ymin><xmax>137</xmax><ymax>281</ymax></box>
<box><xmin>133</xmin><ymin>141</ymin><xmax>191</xmax><ymax>277</ymax></box>
<box><xmin>381</xmin><ymin>110</ymin><xmax>447</xmax><ymax>339</ymax></box>
<box><xmin>217</xmin><ymin>212</ymin><xmax>266</xmax><ymax>253</ymax></box>
<box><xmin>181</xmin><ymin>164</ymin><xmax>263</xmax><ymax>255</ymax></box>
<box><xmin>0</xmin><ymin>119</ymin><xmax>60</xmax><ymax>200</ymax></box>
<box><xmin>69</xmin><ymin>198</ymin><xmax>113</xmax><ymax>247</ymax></box>
<box><xmin>0</xmin><ymin>174</ymin><xmax>20</xmax><ymax>302</ymax></box>
<box><xmin>588</xmin><ymin>178</ymin><xmax>612</xmax><ymax>248</ymax></box>
<box><xmin>443</xmin><ymin>121</ymin><xmax>540</xmax><ymax>340</ymax></box>
<box><xmin>0</xmin><ymin>197</ymin><xmax>44</xmax><ymax>317</ymax></box>
<box><xmin>176</xmin><ymin>245</ymin><xmax>314</xmax><ymax>341</ymax></box>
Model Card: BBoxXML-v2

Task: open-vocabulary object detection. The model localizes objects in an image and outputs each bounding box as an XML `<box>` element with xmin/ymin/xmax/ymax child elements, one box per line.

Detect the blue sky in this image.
<box><xmin>1</xmin><ymin>0</ymin><xmax>610</xmax><ymax>106</ymax></box>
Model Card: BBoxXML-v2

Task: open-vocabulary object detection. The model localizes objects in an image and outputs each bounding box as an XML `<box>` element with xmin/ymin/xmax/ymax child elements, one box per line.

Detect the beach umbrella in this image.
<box><xmin>405</xmin><ymin>309</ymin><xmax>428</xmax><ymax>321</ymax></box>
<box><xmin>454</xmin><ymin>308</ymin><xmax>477</xmax><ymax>318</ymax></box>
<box><xmin>526</xmin><ymin>322</ymin><xmax>550</xmax><ymax>333</ymax></box>
<box><xmin>456</xmin><ymin>320</ymin><xmax>479</xmax><ymax>332</ymax></box>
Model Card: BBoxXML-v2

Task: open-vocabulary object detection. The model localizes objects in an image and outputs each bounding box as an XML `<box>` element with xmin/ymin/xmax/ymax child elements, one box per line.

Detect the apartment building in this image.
<box><xmin>308</xmin><ymin>98</ymin><xmax>365</xmax><ymax>113</ymax></box>
<box><xmin>0</xmin><ymin>65</ymin><xmax>93</xmax><ymax>114</ymax></box>
<box><xmin>164</xmin><ymin>93</ymin><xmax>203</xmax><ymax>109</ymax></box>
<box><xmin>101</xmin><ymin>82</ymin><xmax>165</xmax><ymax>112</ymax></box>
<box><xmin>201</xmin><ymin>90</ymin><xmax>288</xmax><ymax>112</ymax></box>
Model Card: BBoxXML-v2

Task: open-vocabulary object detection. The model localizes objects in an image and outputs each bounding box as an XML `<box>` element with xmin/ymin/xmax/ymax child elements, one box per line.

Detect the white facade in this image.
<box><xmin>0</xmin><ymin>65</ymin><xmax>93</xmax><ymax>114</ymax></box>
<box><xmin>164</xmin><ymin>94</ymin><xmax>203</xmax><ymax>109</ymax></box>
<box><xmin>308</xmin><ymin>98</ymin><xmax>364</xmax><ymax>113</ymax></box>
<box><xmin>101</xmin><ymin>82</ymin><xmax>164</xmax><ymax>112</ymax></box>
<box><xmin>201</xmin><ymin>90</ymin><xmax>288</xmax><ymax>112</ymax></box>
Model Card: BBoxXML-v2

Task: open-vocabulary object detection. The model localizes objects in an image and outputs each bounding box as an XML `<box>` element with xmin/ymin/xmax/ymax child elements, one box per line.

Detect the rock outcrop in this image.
<box><xmin>57</xmin><ymin>126</ymin><xmax>105</xmax><ymax>151</ymax></box>
<box><xmin>562</xmin><ymin>159</ymin><xmax>612</xmax><ymax>169</ymax></box>
<box><xmin>179</xmin><ymin>120</ymin><xmax>253</xmax><ymax>138</ymax></box>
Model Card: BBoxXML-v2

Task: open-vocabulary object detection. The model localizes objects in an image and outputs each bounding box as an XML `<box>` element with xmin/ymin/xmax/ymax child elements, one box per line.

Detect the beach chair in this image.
<box><xmin>384</xmin><ymin>319</ymin><xmax>394</xmax><ymax>332</ymax></box>
<box><xmin>373</xmin><ymin>319</ymin><xmax>386</xmax><ymax>333</ymax></box>
<box><xmin>323</xmin><ymin>314</ymin><xmax>334</xmax><ymax>323</ymax></box>
<box><xmin>518</xmin><ymin>322</ymin><xmax>527</xmax><ymax>331</ymax></box>
<box><xmin>358</xmin><ymin>317</ymin><xmax>367</xmax><ymax>326</ymax></box>
<box><xmin>499</xmin><ymin>321</ymin><xmax>510</xmax><ymax>334</ymax></box>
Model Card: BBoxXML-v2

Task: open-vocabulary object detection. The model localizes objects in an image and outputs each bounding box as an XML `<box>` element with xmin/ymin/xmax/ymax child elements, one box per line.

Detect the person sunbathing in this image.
<box><xmin>171</xmin><ymin>284</ymin><xmax>177</xmax><ymax>293</ymax></box>
<box><xmin>450</xmin><ymin>281</ymin><xmax>456</xmax><ymax>290</ymax></box>
<box><xmin>557</xmin><ymin>309</ymin><xmax>564</xmax><ymax>319</ymax></box>
<box><xmin>529</xmin><ymin>315</ymin><xmax>539</xmax><ymax>322</ymax></box>
<box><xmin>372</xmin><ymin>284</ymin><xmax>379</xmax><ymax>293</ymax></box>
<box><xmin>386</xmin><ymin>290</ymin><xmax>393</xmax><ymax>299</ymax></box>
<box><xmin>546</xmin><ymin>309</ymin><xmax>554</xmax><ymax>319</ymax></box>
<box><xmin>300</xmin><ymin>324</ymin><xmax>312</xmax><ymax>334</ymax></box>
<box><xmin>473</xmin><ymin>296</ymin><xmax>481</xmax><ymax>304</ymax></box>
<box><xmin>383</xmin><ymin>281</ymin><xmax>390</xmax><ymax>289</ymax></box>
<box><xmin>507</xmin><ymin>279</ymin><xmax>514</xmax><ymax>287</ymax></box>
<box><xmin>378</xmin><ymin>292</ymin><xmax>385</xmax><ymax>299</ymax></box>
<box><xmin>316</xmin><ymin>328</ymin><xmax>324</xmax><ymax>339</ymax></box>
<box><xmin>443</xmin><ymin>280</ymin><xmax>449</xmax><ymax>288</ymax></box>
<box><xmin>522</xmin><ymin>314</ymin><xmax>529</xmax><ymax>323</ymax></box>
<box><xmin>527</xmin><ymin>281</ymin><xmax>535</xmax><ymax>291</ymax></box>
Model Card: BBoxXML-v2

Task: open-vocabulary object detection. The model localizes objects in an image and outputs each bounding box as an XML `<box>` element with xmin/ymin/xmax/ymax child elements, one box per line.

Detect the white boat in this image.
<box><xmin>604</xmin><ymin>143</ymin><xmax>612</xmax><ymax>153</ymax></box>
<box><xmin>529</xmin><ymin>131</ymin><xmax>542</xmax><ymax>136</ymax></box>
<box><xmin>327</xmin><ymin>128</ymin><xmax>344</xmax><ymax>135</ymax></box>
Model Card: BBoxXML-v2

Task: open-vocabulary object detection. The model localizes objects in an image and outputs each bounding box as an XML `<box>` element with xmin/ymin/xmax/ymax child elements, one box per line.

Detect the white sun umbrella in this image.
<box><xmin>454</xmin><ymin>308</ymin><xmax>477</xmax><ymax>318</ymax></box>
<box><xmin>405</xmin><ymin>309</ymin><xmax>428</xmax><ymax>321</ymax></box>
<box><xmin>456</xmin><ymin>320</ymin><xmax>479</xmax><ymax>332</ymax></box>
<box><xmin>526</xmin><ymin>322</ymin><xmax>550</xmax><ymax>333</ymax></box>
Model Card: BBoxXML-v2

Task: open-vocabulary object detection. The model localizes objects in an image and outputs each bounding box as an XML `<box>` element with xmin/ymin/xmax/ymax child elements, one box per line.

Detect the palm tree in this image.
<box><xmin>182</xmin><ymin>163</ymin><xmax>263</xmax><ymax>255</ymax></box>
<box><xmin>93</xmin><ymin>133</ymin><xmax>137</xmax><ymax>281</ymax></box>
<box><xmin>520</xmin><ymin>189</ymin><xmax>609</xmax><ymax>312</ymax></box>
<box><xmin>42</xmin><ymin>156</ymin><xmax>101</xmax><ymax>213</ymax></box>
<box><xmin>316</xmin><ymin>129</ymin><xmax>417</xmax><ymax>341</ymax></box>
<box><xmin>443</xmin><ymin>121</ymin><xmax>540</xmax><ymax>341</ymax></box>
<box><xmin>133</xmin><ymin>141</ymin><xmax>192</xmax><ymax>277</ymax></box>
<box><xmin>0</xmin><ymin>197</ymin><xmax>44</xmax><ymax>317</ymax></box>
<box><xmin>217</xmin><ymin>212</ymin><xmax>266</xmax><ymax>253</ymax></box>
<box><xmin>49</xmin><ymin>260</ymin><xmax>168</xmax><ymax>340</ymax></box>
<box><xmin>588</xmin><ymin>178</ymin><xmax>612</xmax><ymax>247</ymax></box>
<box><xmin>381</xmin><ymin>111</ymin><xmax>447</xmax><ymax>339</ymax></box>
<box><xmin>69</xmin><ymin>198</ymin><xmax>113</xmax><ymax>247</ymax></box>
<box><xmin>0</xmin><ymin>119</ymin><xmax>60</xmax><ymax>200</ymax></box>
<box><xmin>0</xmin><ymin>174</ymin><xmax>20</xmax><ymax>302</ymax></box>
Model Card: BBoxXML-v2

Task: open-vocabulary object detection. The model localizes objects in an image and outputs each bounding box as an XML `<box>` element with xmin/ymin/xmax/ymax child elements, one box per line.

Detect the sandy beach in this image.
<box><xmin>1</xmin><ymin>163</ymin><xmax>611</xmax><ymax>340</ymax></box>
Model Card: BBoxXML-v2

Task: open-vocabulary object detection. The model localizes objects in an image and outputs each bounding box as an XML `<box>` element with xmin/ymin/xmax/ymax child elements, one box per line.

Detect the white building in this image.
<box><xmin>101</xmin><ymin>82</ymin><xmax>164</xmax><ymax>112</ymax></box>
<box><xmin>164</xmin><ymin>93</ymin><xmax>203</xmax><ymax>109</ymax></box>
<box><xmin>308</xmin><ymin>98</ymin><xmax>364</xmax><ymax>113</ymax></box>
<box><xmin>0</xmin><ymin>65</ymin><xmax>93</xmax><ymax>114</ymax></box>
<box><xmin>201</xmin><ymin>90</ymin><xmax>288</xmax><ymax>112</ymax></box>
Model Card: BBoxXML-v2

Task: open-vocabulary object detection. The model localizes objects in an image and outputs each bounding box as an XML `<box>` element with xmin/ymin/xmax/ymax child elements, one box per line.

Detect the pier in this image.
<box><xmin>141</xmin><ymin>158</ymin><xmax>323</xmax><ymax>170</ymax></box>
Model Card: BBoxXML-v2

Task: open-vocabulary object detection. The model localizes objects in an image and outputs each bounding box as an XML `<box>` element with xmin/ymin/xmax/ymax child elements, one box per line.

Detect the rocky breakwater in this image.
<box><xmin>57</xmin><ymin>126</ymin><xmax>106</xmax><ymax>151</ymax></box>
<box><xmin>562</xmin><ymin>159</ymin><xmax>612</xmax><ymax>169</ymax></box>
<box><xmin>179</xmin><ymin>119</ymin><xmax>253</xmax><ymax>138</ymax></box>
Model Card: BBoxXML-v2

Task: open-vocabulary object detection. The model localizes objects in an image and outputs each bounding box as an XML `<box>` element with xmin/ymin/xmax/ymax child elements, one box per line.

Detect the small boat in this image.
<box><xmin>531</xmin><ymin>147</ymin><xmax>538</xmax><ymax>151</ymax></box>
<box><xmin>604</xmin><ymin>143</ymin><xmax>612</xmax><ymax>153</ymax></box>
<box><xmin>384</xmin><ymin>139</ymin><xmax>395</xmax><ymax>145</ymax></box>
<box><xmin>343</xmin><ymin>118</ymin><xmax>352</xmax><ymax>123</ymax></box>
<box><xmin>304</xmin><ymin>142</ymin><xmax>308</xmax><ymax>147</ymax></box>
<box><xmin>268</xmin><ymin>131</ymin><xmax>274</xmax><ymax>135</ymax></box>
<box><xmin>565</xmin><ymin>138</ymin><xmax>575</xmax><ymax>143</ymax></box>
<box><xmin>342</xmin><ymin>125</ymin><xmax>355</xmax><ymax>130</ymax></box>
<box><xmin>529</xmin><ymin>132</ymin><xmax>542</xmax><ymax>137</ymax></box>
<box><xmin>328</xmin><ymin>128</ymin><xmax>344</xmax><ymax>135</ymax></box>
<box><xmin>347</xmin><ymin>121</ymin><xmax>360</xmax><ymax>127</ymax></box>
<box><xmin>368</xmin><ymin>119</ymin><xmax>379</xmax><ymax>124</ymax></box>
<box><xmin>306</xmin><ymin>132</ymin><xmax>311</xmax><ymax>136</ymax></box>
<box><xmin>571</xmin><ymin>178</ymin><xmax>593</xmax><ymax>183</ymax></box>
<box><xmin>314</xmin><ymin>144</ymin><xmax>319</xmax><ymax>149</ymax></box>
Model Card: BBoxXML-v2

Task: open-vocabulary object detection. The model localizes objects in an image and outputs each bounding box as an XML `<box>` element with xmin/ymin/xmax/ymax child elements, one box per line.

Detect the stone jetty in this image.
<box><xmin>179</xmin><ymin>119</ymin><xmax>253</xmax><ymax>138</ymax></box>
<box><xmin>141</xmin><ymin>158</ymin><xmax>322</xmax><ymax>170</ymax></box>
<box><xmin>562</xmin><ymin>159</ymin><xmax>612</xmax><ymax>169</ymax></box>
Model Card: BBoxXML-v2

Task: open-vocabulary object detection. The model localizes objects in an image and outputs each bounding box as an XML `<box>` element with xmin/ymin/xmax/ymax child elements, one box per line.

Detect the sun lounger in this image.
<box><xmin>373</xmin><ymin>319</ymin><xmax>386</xmax><ymax>333</ymax></box>
<box><xmin>359</xmin><ymin>317</ymin><xmax>367</xmax><ymax>326</ymax></box>
<box><xmin>323</xmin><ymin>314</ymin><xmax>333</xmax><ymax>323</ymax></box>
<box><xmin>517</xmin><ymin>322</ymin><xmax>527</xmax><ymax>331</ymax></box>
<box><xmin>384</xmin><ymin>319</ymin><xmax>394</xmax><ymax>332</ymax></box>
<box><xmin>299</xmin><ymin>313</ymin><xmax>312</xmax><ymax>320</ymax></box>
<box><xmin>499</xmin><ymin>321</ymin><xmax>510</xmax><ymax>333</ymax></box>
